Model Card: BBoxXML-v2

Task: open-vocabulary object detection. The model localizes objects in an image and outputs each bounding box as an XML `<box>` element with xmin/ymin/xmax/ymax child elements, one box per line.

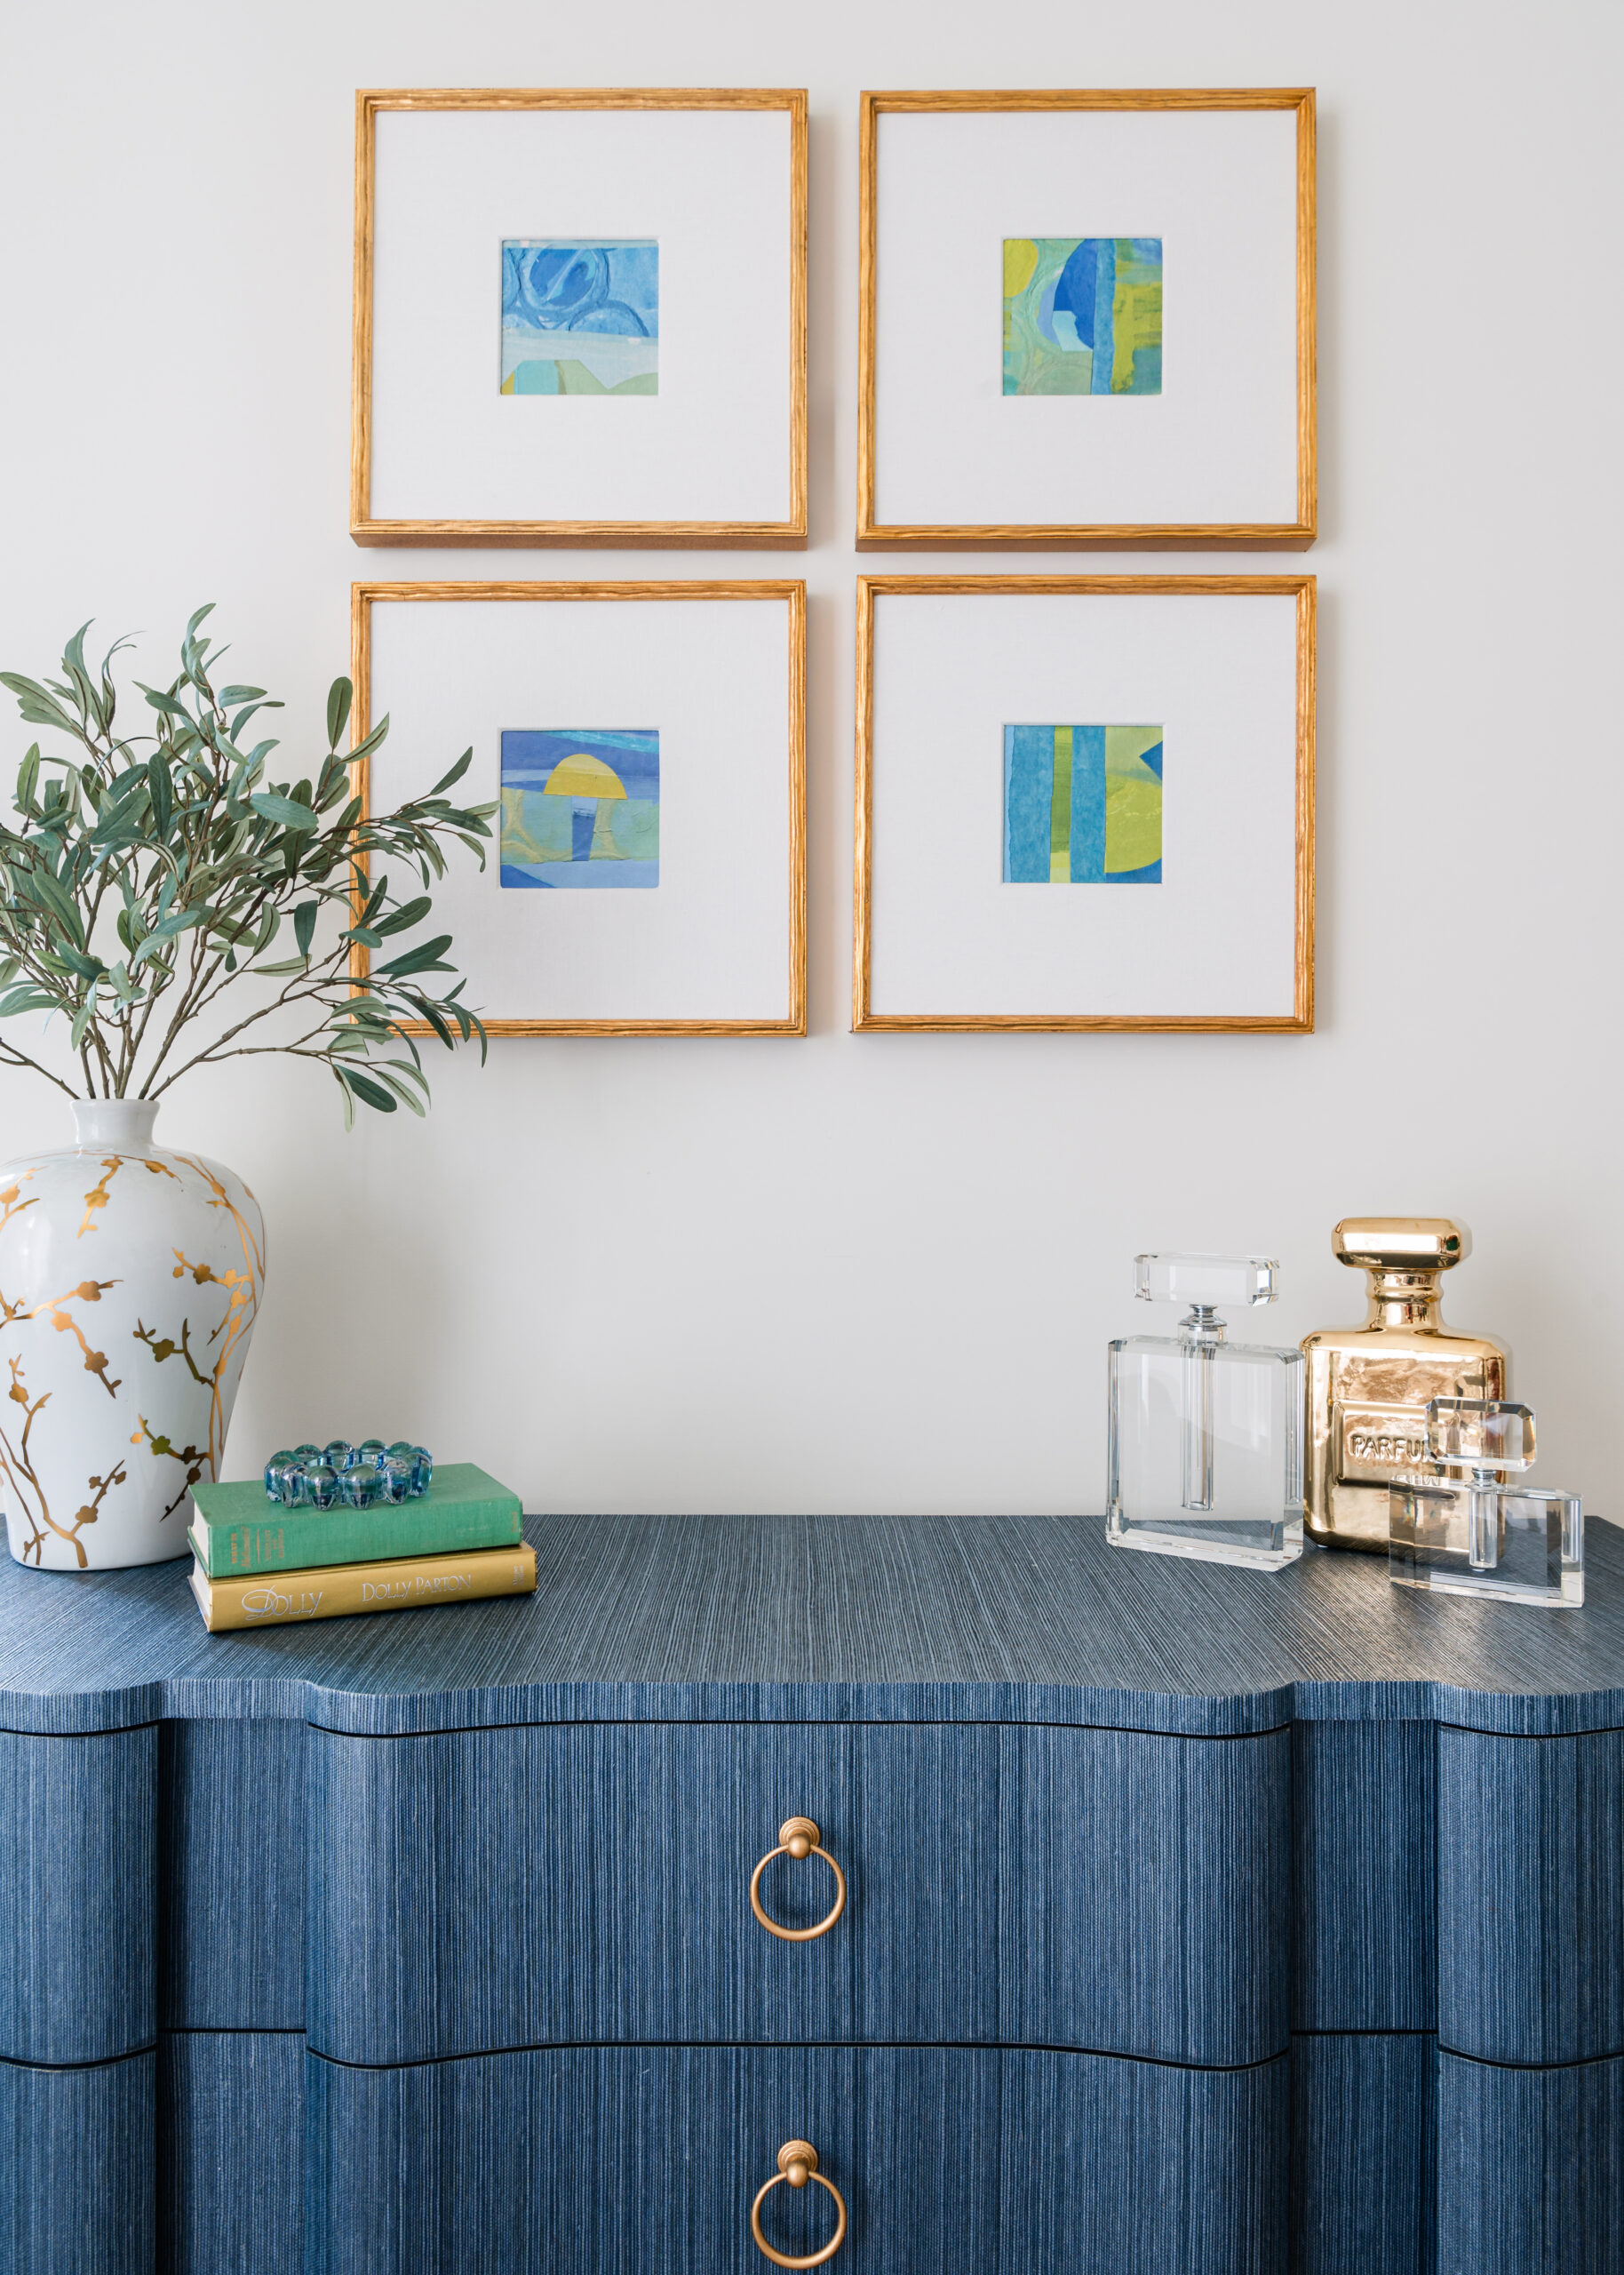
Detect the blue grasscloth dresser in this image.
<box><xmin>1</xmin><ymin>1513</ymin><xmax>1622</xmax><ymax>2275</ymax></box>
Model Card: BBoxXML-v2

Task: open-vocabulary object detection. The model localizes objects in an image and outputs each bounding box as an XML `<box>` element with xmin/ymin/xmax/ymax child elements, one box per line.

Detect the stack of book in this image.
<box><xmin>187</xmin><ymin>1462</ymin><xmax>534</xmax><ymax>1632</ymax></box>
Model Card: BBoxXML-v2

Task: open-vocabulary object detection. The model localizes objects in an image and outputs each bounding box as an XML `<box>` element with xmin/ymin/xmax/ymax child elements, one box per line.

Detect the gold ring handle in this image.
<box><xmin>748</xmin><ymin>1817</ymin><xmax>847</xmax><ymax>1942</ymax></box>
<box><xmin>750</xmin><ymin>2140</ymin><xmax>848</xmax><ymax>2268</ymax></box>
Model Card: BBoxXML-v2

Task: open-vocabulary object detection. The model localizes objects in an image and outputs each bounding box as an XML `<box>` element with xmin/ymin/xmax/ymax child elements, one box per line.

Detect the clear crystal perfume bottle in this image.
<box><xmin>1108</xmin><ymin>1254</ymin><xmax>1305</xmax><ymax>1569</ymax></box>
<box><xmin>1389</xmin><ymin>1400</ymin><xmax>1583</xmax><ymax>1607</ymax></box>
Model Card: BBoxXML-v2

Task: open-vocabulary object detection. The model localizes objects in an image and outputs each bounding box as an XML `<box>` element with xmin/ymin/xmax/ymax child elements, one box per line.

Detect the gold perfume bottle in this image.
<box><xmin>1302</xmin><ymin>1219</ymin><xmax>1507</xmax><ymax>1553</ymax></box>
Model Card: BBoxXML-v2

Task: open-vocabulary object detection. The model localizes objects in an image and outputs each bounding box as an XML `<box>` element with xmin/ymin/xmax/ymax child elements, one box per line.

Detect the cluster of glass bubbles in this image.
<box><xmin>264</xmin><ymin>1440</ymin><xmax>433</xmax><ymax>1512</ymax></box>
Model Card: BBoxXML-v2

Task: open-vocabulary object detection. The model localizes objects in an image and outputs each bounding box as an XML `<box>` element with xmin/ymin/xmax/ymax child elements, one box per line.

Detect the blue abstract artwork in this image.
<box><xmin>500</xmin><ymin>730</ymin><xmax>660</xmax><ymax>889</ymax></box>
<box><xmin>500</xmin><ymin>241</ymin><xmax>658</xmax><ymax>396</ymax></box>
<box><xmin>1003</xmin><ymin>725</ymin><xmax>1163</xmax><ymax>882</ymax></box>
<box><xmin>1003</xmin><ymin>237</ymin><xmax>1162</xmax><ymax>395</ymax></box>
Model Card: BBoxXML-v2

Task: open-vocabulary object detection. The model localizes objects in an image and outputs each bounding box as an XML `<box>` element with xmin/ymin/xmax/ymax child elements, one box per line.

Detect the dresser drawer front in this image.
<box><xmin>311</xmin><ymin>1721</ymin><xmax>1286</xmax><ymax>2066</ymax></box>
<box><xmin>1290</xmin><ymin>2033</ymin><xmax>1436</xmax><ymax>2275</ymax></box>
<box><xmin>0</xmin><ymin>2048</ymin><xmax>154</xmax><ymax>2275</ymax></box>
<box><xmin>1292</xmin><ymin>1720</ymin><xmax>1437</xmax><ymax>2033</ymax></box>
<box><xmin>310</xmin><ymin>1722</ymin><xmax>856</xmax><ymax>2063</ymax></box>
<box><xmin>0</xmin><ymin>1727</ymin><xmax>155</xmax><ymax>2064</ymax></box>
<box><xmin>994</xmin><ymin>1723</ymin><xmax>1288</xmax><ymax>2064</ymax></box>
<box><xmin>1438</xmin><ymin>1728</ymin><xmax>1624</xmax><ymax>2065</ymax></box>
<box><xmin>162</xmin><ymin>1719</ymin><xmax>306</xmax><ymax>2030</ymax></box>
<box><xmin>853</xmin><ymin>1723</ymin><xmax>1288</xmax><ymax>2063</ymax></box>
<box><xmin>1437</xmin><ymin>2048</ymin><xmax>1624</xmax><ymax>2275</ymax></box>
<box><xmin>307</xmin><ymin>2044</ymin><xmax>1286</xmax><ymax>2275</ymax></box>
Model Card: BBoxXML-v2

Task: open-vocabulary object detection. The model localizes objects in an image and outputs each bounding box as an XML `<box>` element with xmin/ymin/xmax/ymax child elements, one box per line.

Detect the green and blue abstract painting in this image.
<box><xmin>1003</xmin><ymin>725</ymin><xmax>1163</xmax><ymax>883</ymax></box>
<box><xmin>501</xmin><ymin>241</ymin><xmax>658</xmax><ymax>396</ymax></box>
<box><xmin>1002</xmin><ymin>237</ymin><xmax>1162</xmax><ymax>396</ymax></box>
<box><xmin>500</xmin><ymin>730</ymin><xmax>659</xmax><ymax>889</ymax></box>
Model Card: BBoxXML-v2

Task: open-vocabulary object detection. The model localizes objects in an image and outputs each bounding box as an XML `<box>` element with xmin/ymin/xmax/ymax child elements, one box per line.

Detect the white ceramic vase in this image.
<box><xmin>0</xmin><ymin>1099</ymin><xmax>265</xmax><ymax>1570</ymax></box>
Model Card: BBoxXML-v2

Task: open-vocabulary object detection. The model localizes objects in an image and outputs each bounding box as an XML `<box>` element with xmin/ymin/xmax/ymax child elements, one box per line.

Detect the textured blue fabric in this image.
<box><xmin>306</xmin><ymin>1720</ymin><xmax>1286</xmax><ymax>2069</ymax></box>
<box><xmin>2</xmin><ymin>1514</ymin><xmax>1623</xmax><ymax>1738</ymax></box>
<box><xmin>1293</xmin><ymin>1719</ymin><xmax>1437</xmax><ymax>2032</ymax></box>
<box><xmin>0</xmin><ymin>1725</ymin><xmax>154</xmax><ymax>2063</ymax></box>
<box><xmin>159</xmin><ymin>2032</ymin><xmax>302</xmax><ymax>2274</ymax></box>
<box><xmin>0</xmin><ymin>2049</ymin><xmax>153</xmax><ymax>2274</ymax></box>
<box><xmin>1292</xmin><ymin>2034</ymin><xmax>1437</xmax><ymax>2275</ymax></box>
<box><xmin>159</xmin><ymin>1717</ymin><xmax>306</xmax><ymax>2030</ymax></box>
<box><xmin>0</xmin><ymin>1515</ymin><xmax>1620</xmax><ymax>2271</ymax></box>
<box><xmin>1438</xmin><ymin>2049</ymin><xmax>1624</xmax><ymax>2275</ymax></box>
<box><xmin>1439</xmin><ymin>1727</ymin><xmax>1624</xmax><ymax>2064</ymax></box>
<box><xmin>307</xmin><ymin>2043</ymin><xmax>1286</xmax><ymax>2275</ymax></box>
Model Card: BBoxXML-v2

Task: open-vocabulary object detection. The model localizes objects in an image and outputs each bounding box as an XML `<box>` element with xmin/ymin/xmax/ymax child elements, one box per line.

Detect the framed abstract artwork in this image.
<box><xmin>352</xmin><ymin>583</ymin><xmax>806</xmax><ymax>1034</ymax></box>
<box><xmin>351</xmin><ymin>90</ymin><xmax>808</xmax><ymax>547</ymax></box>
<box><xmin>857</xmin><ymin>91</ymin><xmax>1316</xmax><ymax>549</ymax></box>
<box><xmin>852</xmin><ymin>577</ymin><xmax>1315</xmax><ymax>1031</ymax></box>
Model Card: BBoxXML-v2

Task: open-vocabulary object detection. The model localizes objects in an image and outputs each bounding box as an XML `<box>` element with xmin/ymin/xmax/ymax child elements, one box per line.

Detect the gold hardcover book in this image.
<box><xmin>188</xmin><ymin>1538</ymin><xmax>537</xmax><ymax>1632</ymax></box>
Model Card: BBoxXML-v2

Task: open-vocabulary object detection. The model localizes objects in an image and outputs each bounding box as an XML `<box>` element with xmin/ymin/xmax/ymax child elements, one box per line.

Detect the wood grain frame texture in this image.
<box><xmin>350</xmin><ymin>580</ymin><xmax>807</xmax><ymax>1037</ymax></box>
<box><xmin>351</xmin><ymin>88</ymin><xmax>808</xmax><ymax>549</ymax></box>
<box><xmin>851</xmin><ymin>575</ymin><xmax>1316</xmax><ymax>1034</ymax></box>
<box><xmin>856</xmin><ymin>89</ymin><xmax>1317</xmax><ymax>552</ymax></box>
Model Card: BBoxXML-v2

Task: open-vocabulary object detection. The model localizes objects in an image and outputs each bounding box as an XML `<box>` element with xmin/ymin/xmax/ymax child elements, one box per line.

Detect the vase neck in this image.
<box><xmin>70</xmin><ymin>1098</ymin><xmax>161</xmax><ymax>1153</ymax></box>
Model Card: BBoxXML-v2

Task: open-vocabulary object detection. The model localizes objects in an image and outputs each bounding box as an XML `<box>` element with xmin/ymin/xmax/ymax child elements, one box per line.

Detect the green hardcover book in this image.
<box><xmin>189</xmin><ymin>1463</ymin><xmax>523</xmax><ymax>1577</ymax></box>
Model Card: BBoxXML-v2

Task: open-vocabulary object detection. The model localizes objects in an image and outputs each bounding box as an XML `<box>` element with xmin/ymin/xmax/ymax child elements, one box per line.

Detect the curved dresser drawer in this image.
<box><xmin>0</xmin><ymin>1726</ymin><xmax>155</xmax><ymax>2067</ymax></box>
<box><xmin>1437</xmin><ymin>1726</ymin><xmax>1624</xmax><ymax>2065</ymax></box>
<box><xmin>307</xmin><ymin>1719</ymin><xmax>1288</xmax><ymax>2067</ymax></box>
<box><xmin>306</xmin><ymin>2042</ymin><xmax>1287</xmax><ymax>2275</ymax></box>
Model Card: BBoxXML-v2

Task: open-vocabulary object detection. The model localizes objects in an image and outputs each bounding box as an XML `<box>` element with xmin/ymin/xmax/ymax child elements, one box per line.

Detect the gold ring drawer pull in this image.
<box><xmin>748</xmin><ymin>1816</ymin><xmax>847</xmax><ymax>1942</ymax></box>
<box><xmin>750</xmin><ymin>2140</ymin><xmax>848</xmax><ymax>2269</ymax></box>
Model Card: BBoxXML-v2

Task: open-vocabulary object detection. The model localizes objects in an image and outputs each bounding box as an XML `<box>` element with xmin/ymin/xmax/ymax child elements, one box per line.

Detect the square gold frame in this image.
<box><xmin>852</xmin><ymin>574</ymin><xmax>1316</xmax><ymax>1032</ymax></box>
<box><xmin>351</xmin><ymin>89</ymin><xmax>808</xmax><ymax>548</ymax></box>
<box><xmin>856</xmin><ymin>90</ymin><xmax>1317</xmax><ymax>551</ymax></box>
<box><xmin>351</xmin><ymin>580</ymin><xmax>807</xmax><ymax>1035</ymax></box>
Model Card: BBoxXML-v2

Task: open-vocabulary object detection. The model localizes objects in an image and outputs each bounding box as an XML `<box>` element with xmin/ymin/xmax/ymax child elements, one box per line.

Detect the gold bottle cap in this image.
<box><xmin>1333</xmin><ymin>1218</ymin><xmax>1469</xmax><ymax>1272</ymax></box>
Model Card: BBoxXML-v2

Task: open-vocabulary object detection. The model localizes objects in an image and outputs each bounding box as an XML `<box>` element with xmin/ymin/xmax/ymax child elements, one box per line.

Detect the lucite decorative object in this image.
<box><xmin>1389</xmin><ymin>1400</ymin><xmax>1583</xmax><ymax>1608</ymax></box>
<box><xmin>262</xmin><ymin>1441</ymin><xmax>433</xmax><ymax>1510</ymax></box>
<box><xmin>1108</xmin><ymin>1253</ymin><xmax>1305</xmax><ymax>1569</ymax></box>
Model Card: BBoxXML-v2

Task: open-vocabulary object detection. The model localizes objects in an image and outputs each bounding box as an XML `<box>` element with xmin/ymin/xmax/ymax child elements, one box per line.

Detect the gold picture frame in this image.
<box><xmin>852</xmin><ymin>574</ymin><xmax>1316</xmax><ymax>1032</ymax></box>
<box><xmin>351</xmin><ymin>580</ymin><xmax>807</xmax><ymax>1035</ymax></box>
<box><xmin>351</xmin><ymin>89</ymin><xmax>808</xmax><ymax>547</ymax></box>
<box><xmin>856</xmin><ymin>89</ymin><xmax>1317</xmax><ymax>550</ymax></box>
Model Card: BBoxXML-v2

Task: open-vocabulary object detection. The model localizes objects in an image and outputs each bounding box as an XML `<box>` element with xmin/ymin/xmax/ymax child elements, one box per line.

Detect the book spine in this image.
<box><xmin>195</xmin><ymin>1544</ymin><xmax>537</xmax><ymax>1631</ymax></box>
<box><xmin>197</xmin><ymin>1501</ymin><xmax>522</xmax><ymax>1577</ymax></box>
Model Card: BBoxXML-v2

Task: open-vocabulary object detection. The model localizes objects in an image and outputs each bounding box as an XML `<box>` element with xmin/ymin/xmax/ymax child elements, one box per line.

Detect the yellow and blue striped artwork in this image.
<box><xmin>500</xmin><ymin>730</ymin><xmax>660</xmax><ymax>889</ymax></box>
<box><xmin>1003</xmin><ymin>238</ymin><xmax>1162</xmax><ymax>396</ymax></box>
<box><xmin>1002</xmin><ymin>725</ymin><xmax>1163</xmax><ymax>883</ymax></box>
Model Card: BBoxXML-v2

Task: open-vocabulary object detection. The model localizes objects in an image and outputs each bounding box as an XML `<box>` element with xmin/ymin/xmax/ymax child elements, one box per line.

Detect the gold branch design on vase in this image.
<box><xmin>0</xmin><ymin>1177</ymin><xmax>38</xmax><ymax>1243</ymax></box>
<box><xmin>0</xmin><ymin>1353</ymin><xmax>128</xmax><ymax>1567</ymax></box>
<box><xmin>127</xmin><ymin>1409</ymin><xmax>211</xmax><ymax>1524</ymax></box>
<box><xmin>178</xmin><ymin>1156</ymin><xmax>264</xmax><ymax>1475</ymax></box>
<box><xmin>36</xmin><ymin>1281</ymin><xmax>123</xmax><ymax>1396</ymax></box>
<box><xmin>129</xmin><ymin>1162</ymin><xmax>263</xmax><ymax>1514</ymax></box>
<box><xmin>0</xmin><ymin>1178</ymin><xmax>131</xmax><ymax>1563</ymax></box>
<box><xmin>78</xmin><ymin>1152</ymin><xmax>179</xmax><ymax>1237</ymax></box>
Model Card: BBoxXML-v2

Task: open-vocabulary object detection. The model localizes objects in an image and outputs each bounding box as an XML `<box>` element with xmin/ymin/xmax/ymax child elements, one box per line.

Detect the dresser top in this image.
<box><xmin>0</xmin><ymin>1514</ymin><xmax>1620</xmax><ymax>1738</ymax></box>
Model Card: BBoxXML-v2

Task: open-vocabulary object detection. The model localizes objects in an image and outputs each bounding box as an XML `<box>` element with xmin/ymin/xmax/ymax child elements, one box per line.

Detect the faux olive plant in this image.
<box><xmin>0</xmin><ymin>608</ymin><xmax>493</xmax><ymax>1124</ymax></box>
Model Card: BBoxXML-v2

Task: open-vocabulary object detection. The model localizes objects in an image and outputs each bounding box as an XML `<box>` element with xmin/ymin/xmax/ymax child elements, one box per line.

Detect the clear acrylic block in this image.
<box><xmin>1108</xmin><ymin>1253</ymin><xmax>1303</xmax><ymax>1570</ymax></box>
<box><xmin>1134</xmin><ymin>1253</ymin><xmax>1278</xmax><ymax>1310</ymax></box>
<box><xmin>1389</xmin><ymin>1401</ymin><xmax>1583</xmax><ymax>1607</ymax></box>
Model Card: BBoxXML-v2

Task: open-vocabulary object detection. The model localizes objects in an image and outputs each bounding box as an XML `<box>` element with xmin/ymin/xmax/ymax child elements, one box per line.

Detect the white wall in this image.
<box><xmin>0</xmin><ymin>0</ymin><xmax>1619</xmax><ymax>1521</ymax></box>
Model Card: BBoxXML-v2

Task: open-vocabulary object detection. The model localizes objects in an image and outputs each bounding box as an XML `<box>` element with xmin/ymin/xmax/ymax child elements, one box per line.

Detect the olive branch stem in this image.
<box><xmin>0</xmin><ymin>607</ymin><xmax>495</xmax><ymax>1125</ymax></box>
